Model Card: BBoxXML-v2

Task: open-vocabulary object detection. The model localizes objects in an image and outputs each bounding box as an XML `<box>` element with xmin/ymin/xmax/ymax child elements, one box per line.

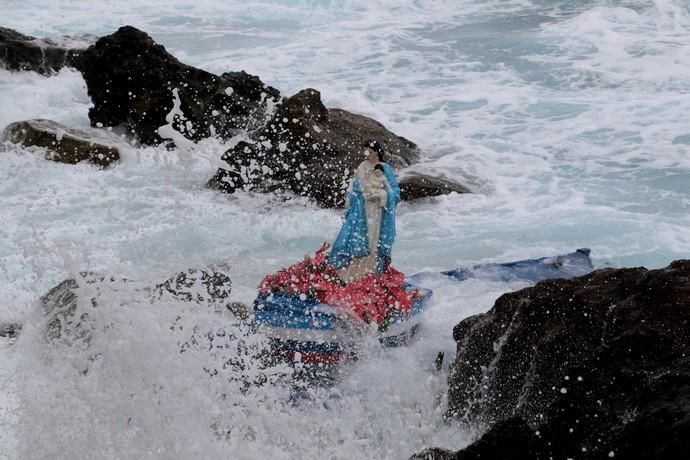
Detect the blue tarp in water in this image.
<box><xmin>439</xmin><ymin>248</ymin><xmax>593</xmax><ymax>283</ymax></box>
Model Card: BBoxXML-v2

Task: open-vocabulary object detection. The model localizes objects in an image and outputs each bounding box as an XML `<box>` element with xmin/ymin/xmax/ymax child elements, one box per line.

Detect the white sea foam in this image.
<box><xmin>1</xmin><ymin>0</ymin><xmax>689</xmax><ymax>458</ymax></box>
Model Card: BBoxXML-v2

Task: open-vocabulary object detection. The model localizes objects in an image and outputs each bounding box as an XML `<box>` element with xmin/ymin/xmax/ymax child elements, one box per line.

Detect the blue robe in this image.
<box><xmin>328</xmin><ymin>163</ymin><xmax>401</xmax><ymax>275</ymax></box>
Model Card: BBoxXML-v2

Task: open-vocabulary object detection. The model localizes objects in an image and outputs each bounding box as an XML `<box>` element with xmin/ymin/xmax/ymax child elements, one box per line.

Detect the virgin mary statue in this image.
<box><xmin>257</xmin><ymin>139</ymin><xmax>417</xmax><ymax>325</ymax></box>
<box><xmin>327</xmin><ymin>140</ymin><xmax>401</xmax><ymax>283</ymax></box>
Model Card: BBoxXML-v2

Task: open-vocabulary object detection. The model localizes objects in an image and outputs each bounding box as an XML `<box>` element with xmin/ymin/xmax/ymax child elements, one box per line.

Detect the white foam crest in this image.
<box><xmin>9</xmin><ymin>254</ymin><xmax>554</xmax><ymax>459</ymax></box>
<box><xmin>11</xmin><ymin>274</ymin><xmax>295</xmax><ymax>459</ymax></box>
<box><xmin>539</xmin><ymin>1</ymin><xmax>690</xmax><ymax>90</ymax></box>
<box><xmin>2</xmin><ymin>0</ymin><xmax>535</xmax><ymax>39</ymax></box>
<box><xmin>0</xmin><ymin>339</ymin><xmax>18</xmax><ymax>457</ymax></box>
<box><xmin>0</xmin><ymin>69</ymin><xmax>90</xmax><ymax>130</ymax></box>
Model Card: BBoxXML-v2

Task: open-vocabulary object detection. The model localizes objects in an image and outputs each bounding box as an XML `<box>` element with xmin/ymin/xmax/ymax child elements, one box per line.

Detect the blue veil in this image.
<box><xmin>328</xmin><ymin>163</ymin><xmax>400</xmax><ymax>275</ymax></box>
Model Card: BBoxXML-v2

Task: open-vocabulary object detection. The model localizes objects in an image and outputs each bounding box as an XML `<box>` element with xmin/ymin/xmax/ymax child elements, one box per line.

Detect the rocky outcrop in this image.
<box><xmin>0</xmin><ymin>27</ymin><xmax>90</xmax><ymax>74</ymax></box>
<box><xmin>2</xmin><ymin>119</ymin><xmax>121</xmax><ymax>168</ymax></box>
<box><xmin>208</xmin><ymin>88</ymin><xmax>469</xmax><ymax>207</ymax></box>
<box><xmin>424</xmin><ymin>260</ymin><xmax>690</xmax><ymax>460</ymax></box>
<box><xmin>4</xmin><ymin>25</ymin><xmax>471</xmax><ymax>205</ymax></box>
<box><xmin>41</xmin><ymin>268</ymin><xmax>233</xmax><ymax>343</ymax></box>
<box><xmin>399</xmin><ymin>173</ymin><xmax>470</xmax><ymax>201</ymax></box>
<box><xmin>75</xmin><ymin>26</ymin><xmax>280</xmax><ymax>145</ymax></box>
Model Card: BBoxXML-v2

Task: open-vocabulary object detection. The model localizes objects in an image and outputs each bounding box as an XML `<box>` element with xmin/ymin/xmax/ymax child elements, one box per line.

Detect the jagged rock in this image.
<box><xmin>2</xmin><ymin>119</ymin><xmax>121</xmax><ymax>168</ymax></box>
<box><xmin>399</xmin><ymin>173</ymin><xmax>470</xmax><ymax>201</ymax></box>
<box><xmin>428</xmin><ymin>260</ymin><xmax>690</xmax><ymax>460</ymax></box>
<box><xmin>75</xmin><ymin>26</ymin><xmax>280</xmax><ymax>145</ymax></box>
<box><xmin>0</xmin><ymin>26</ymin><xmax>90</xmax><ymax>74</ymax></box>
<box><xmin>208</xmin><ymin>88</ymin><xmax>469</xmax><ymax>207</ymax></box>
<box><xmin>41</xmin><ymin>268</ymin><xmax>233</xmax><ymax>344</ymax></box>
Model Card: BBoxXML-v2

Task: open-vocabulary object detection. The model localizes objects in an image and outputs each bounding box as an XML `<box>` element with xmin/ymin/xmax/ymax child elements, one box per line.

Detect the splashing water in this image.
<box><xmin>1</xmin><ymin>0</ymin><xmax>689</xmax><ymax>458</ymax></box>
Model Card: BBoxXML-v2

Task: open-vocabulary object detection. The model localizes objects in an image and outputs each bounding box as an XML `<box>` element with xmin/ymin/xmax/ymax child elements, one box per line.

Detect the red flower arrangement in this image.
<box><xmin>258</xmin><ymin>243</ymin><xmax>420</xmax><ymax>325</ymax></box>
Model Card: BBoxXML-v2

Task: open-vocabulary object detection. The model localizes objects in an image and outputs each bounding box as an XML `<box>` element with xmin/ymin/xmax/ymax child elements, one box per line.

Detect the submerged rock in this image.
<box><xmin>208</xmin><ymin>88</ymin><xmax>469</xmax><ymax>207</ymax></box>
<box><xmin>38</xmin><ymin>267</ymin><xmax>287</xmax><ymax>391</ymax></box>
<box><xmin>41</xmin><ymin>268</ymin><xmax>233</xmax><ymax>344</ymax></box>
<box><xmin>421</xmin><ymin>260</ymin><xmax>690</xmax><ymax>459</ymax></box>
<box><xmin>0</xmin><ymin>322</ymin><xmax>21</xmax><ymax>338</ymax></box>
<box><xmin>0</xmin><ymin>26</ymin><xmax>90</xmax><ymax>74</ymax></box>
<box><xmin>2</xmin><ymin>119</ymin><xmax>121</xmax><ymax>168</ymax></box>
<box><xmin>75</xmin><ymin>26</ymin><xmax>280</xmax><ymax>145</ymax></box>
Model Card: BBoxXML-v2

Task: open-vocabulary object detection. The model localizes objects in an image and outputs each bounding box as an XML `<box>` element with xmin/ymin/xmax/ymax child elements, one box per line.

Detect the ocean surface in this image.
<box><xmin>1</xmin><ymin>0</ymin><xmax>689</xmax><ymax>458</ymax></box>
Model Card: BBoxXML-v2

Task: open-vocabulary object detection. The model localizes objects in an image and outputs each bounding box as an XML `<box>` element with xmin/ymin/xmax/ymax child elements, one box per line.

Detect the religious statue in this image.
<box><xmin>257</xmin><ymin>139</ymin><xmax>420</xmax><ymax>327</ymax></box>
<box><xmin>328</xmin><ymin>140</ymin><xmax>401</xmax><ymax>282</ymax></box>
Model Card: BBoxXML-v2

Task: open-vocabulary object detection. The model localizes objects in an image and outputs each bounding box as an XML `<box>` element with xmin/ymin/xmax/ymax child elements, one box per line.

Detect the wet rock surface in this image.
<box><xmin>422</xmin><ymin>260</ymin><xmax>690</xmax><ymax>459</ymax></box>
<box><xmin>3</xmin><ymin>25</ymin><xmax>472</xmax><ymax>205</ymax></box>
<box><xmin>0</xmin><ymin>26</ymin><xmax>90</xmax><ymax>74</ymax></box>
<box><xmin>399</xmin><ymin>172</ymin><xmax>470</xmax><ymax>201</ymax></box>
<box><xmin>209</xmin><ymin>88</ymin><xmax>469</xmax><ymax>207</ymax></box>
<box><xmin>2</xmin><ymin>119</ymin><xmax>122</xmax><ymax>168</ymax></box>
<box><xmin>75</xmin><ymin>26</ymin><xmax>280</xmax><ymax>145</ymax></box>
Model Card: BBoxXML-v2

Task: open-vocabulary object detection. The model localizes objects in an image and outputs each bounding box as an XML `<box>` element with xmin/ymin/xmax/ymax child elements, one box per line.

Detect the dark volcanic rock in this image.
<box><xmin>69</xmin><ymin>25</ymin><xmax>469</xmax><ymax>204</ymax></box>
<box><xmin>432</xmin><ymin>260</ymin><xmax>690</xmax><ymax>460</ymax></box>
<box><xmin>208</xmin><ymin>88</ymin><xmax>417</xmax><ymax>207</ymax></box>
<box><xmin>399</xmin><ymin>173</ymin><xmax>470</xmax><ymax>201</ymax></box>
<box><xmin>75</xmin><ymin>26</ymin><xmax>280</xmax><ymax>145</ymax></box>
<box><xmin>208</xmin><ymin>88</ymin><xmax>469</xmax><ymax>207</ymax></box>
<box><xmin>2</xmin><ymin>119</ymin><xmax>121</xmax><ymax>168</ymax></box>
<box><xmin>0</xmin><ymin>27</ymin><xmax>89</xmax><ymax>74</ymax></box>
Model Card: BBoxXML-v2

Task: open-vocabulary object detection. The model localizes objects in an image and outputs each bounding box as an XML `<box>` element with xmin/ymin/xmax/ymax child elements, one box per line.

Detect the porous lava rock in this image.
<box><xmin>2</xmin><ymin>119</ymin><xmax>121</xmax><ymax>168</ymax></box>
<box><xmin>416</xmin><ymin>260</ymin><xmax>690</xmax><ymax>460</ymax></box>
<box><xmin>0</xmin><ymin>26</ymin><xmax>90</xmax><ymax>74</ymax></box>
<box><xmin>399</xmin><ymin>173</ymin><xmax>470</xmax><ymax>201</ymax></box>
<box><xmin>208</xmin><ymin>88</ymin><xmax>469</xmax><ymax>207</ymax></box>
<box><xmin>75</xmin><ymin>26</ymin><xmax>280</xmax><ymax>145</ymax></box>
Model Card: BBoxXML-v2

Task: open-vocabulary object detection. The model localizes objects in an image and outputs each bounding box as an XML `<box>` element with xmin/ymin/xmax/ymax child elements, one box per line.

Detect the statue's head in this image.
<box><xmin>364</xmin><ymin>139</ymin><xmax>385</xmax><ymax>162</ymax></box>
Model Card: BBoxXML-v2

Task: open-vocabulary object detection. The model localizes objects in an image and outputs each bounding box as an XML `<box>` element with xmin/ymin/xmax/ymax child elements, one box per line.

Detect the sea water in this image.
<box><xmin>0</xmin><ymin>0</ymin><xmax>689</xmax><ymax>458</ymax></box>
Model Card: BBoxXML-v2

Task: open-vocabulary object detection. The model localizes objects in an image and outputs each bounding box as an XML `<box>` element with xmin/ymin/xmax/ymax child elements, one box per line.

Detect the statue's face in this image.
<box><xmin>365</xmin><ymin>148</ymin><xmax>377</xmax><ymax>162</ymax></box>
